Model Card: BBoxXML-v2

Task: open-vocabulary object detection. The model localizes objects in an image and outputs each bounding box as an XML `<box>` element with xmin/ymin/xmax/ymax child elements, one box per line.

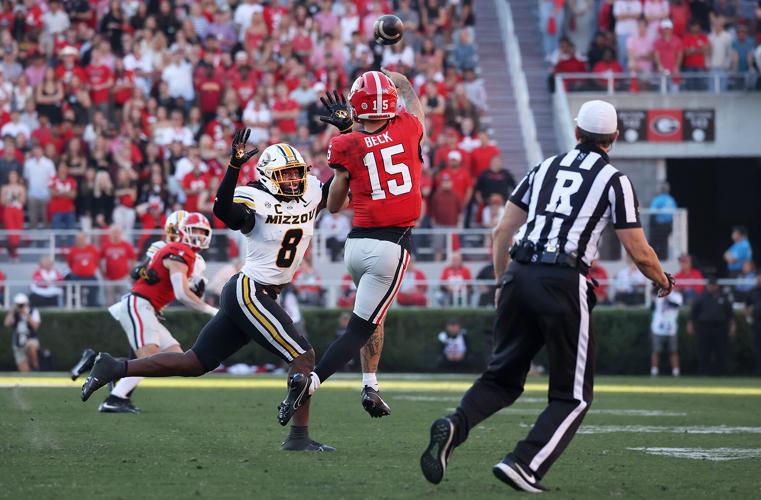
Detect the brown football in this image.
<box><xmin>373</xmin><ymin>14</ymin><xmax>404</xmax><ymax>46</ymax></box>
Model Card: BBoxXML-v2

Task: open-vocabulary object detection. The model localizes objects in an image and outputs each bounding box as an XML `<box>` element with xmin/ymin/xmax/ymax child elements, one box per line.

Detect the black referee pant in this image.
<box><xmin>448</xmin><ymin>262</ymin><xmax>596</xmax><ymax>479</ymax></box>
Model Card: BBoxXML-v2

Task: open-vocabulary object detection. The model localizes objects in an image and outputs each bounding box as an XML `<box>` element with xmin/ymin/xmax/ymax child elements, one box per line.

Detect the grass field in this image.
<box><xmin>1</xmin><ymin>374</ymin><xmax>761</xmax><ymax>500</ymax></box>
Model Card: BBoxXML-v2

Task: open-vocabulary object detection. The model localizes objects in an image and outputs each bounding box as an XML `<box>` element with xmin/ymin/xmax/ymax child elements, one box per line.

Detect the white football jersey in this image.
<box><xmin>145</xmin><ymin>239</ymin><xmax>206</xmax><ymax>278</ymax></box>
<box><xmin>234</xmin><ymin>175</ymin><xmax>322</xmax><ymax>285</ymax></box>
<box><xmin>650</xmin><ymin>291</ymin><xmax>684</xmax><ymax>336</ymax></box>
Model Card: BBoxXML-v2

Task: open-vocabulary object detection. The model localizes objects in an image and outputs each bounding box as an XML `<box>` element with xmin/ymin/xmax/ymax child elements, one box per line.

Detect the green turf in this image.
<box><xmin>1</xmin><ymin>375</ymin><xmax>760</xmax><ymax>499</ymax></box>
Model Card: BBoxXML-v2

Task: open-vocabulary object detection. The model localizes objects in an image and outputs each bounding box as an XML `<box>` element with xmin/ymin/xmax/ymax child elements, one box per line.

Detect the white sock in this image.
<box><xmin>650</xmin><ymin>367</ymin><xmax>658</xmax><ymax>376</ymax></box>
<box><xmin>362</xmin><ymin>373</ymin><xmax>379</xmax><ymax>391</ymax></box>
<box><xmin>308</xmin><ymin>372</ymin><xmax>320</xmax><ymax>396</ymax></box>
<box><xmin>672</xmin><ymin>367</ymin><xmax>680</xmax><ymax>376</ymax></box>
<box><xmin>111</xmin><ymin>376</ymin><xmax>144</xmax><ymax>399</ymax></box>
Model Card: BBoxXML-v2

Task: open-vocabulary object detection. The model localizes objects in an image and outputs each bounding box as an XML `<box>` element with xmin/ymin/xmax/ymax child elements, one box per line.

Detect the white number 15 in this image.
<box><xmin>362</xmin><ymin>144</ymin><xmax>412</xmax><ymax>200</ymax></box>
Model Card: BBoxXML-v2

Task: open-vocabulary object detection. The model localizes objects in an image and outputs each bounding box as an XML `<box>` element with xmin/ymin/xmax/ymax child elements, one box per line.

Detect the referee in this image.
<box><xmin>420</xmin><ymin>100</ymin><xmax>675</xmax><ymax>492</ymax></box>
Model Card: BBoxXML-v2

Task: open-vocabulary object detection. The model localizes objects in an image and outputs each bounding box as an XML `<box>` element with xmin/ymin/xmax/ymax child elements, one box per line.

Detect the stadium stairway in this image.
<box><xmin>473</xmin><ymin>0</ymin><xmax>525</xmax><ymax>176</ymax></box>
<box><xmin>506</xmin><ymin>0</ymin><xmax>559</xmax><ymax>158</ymax></box>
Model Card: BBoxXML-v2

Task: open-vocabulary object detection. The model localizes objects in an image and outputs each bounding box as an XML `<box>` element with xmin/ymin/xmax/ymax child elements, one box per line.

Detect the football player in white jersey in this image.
<box><xmin>82</xmin><ymin>129</ymin><xmax>337</xmax><ymax>451</ymax></box>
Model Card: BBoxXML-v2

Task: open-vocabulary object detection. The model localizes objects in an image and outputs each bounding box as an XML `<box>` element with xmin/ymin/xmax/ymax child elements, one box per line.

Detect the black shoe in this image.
<box><xmin>70</xmin><ymin>348</ymin><xmax>97</xmax><ymax>381</ymax></box>
<box><xmin>98</xmin><ymin>395</ymin><xmax>141</xmax><ymax>414</ymax></box>
<box><xmin>277</xmin><ymin>373</ymin><xmax>311</xmax><ymax>426</ymax></box>
<box><xmin>493</xmin><ymin>455</ymin><xmax>549</xmax><ymax>493</ymax></box>
<box><xmin>420</xmin><ymin>417</ymin><xmax>455</xmax><ymax>484</ymax></box>
<box><xmin>280</xmin><ymin>438</ymin><xmax>336</xmax><ymax>452</ymax></box>
<box><xmin>81</xmin><ymin>353</ymin><xmax>125</xmax><ymax>402</ymax></box>
<box><xmin>361</xmin><ymin>386</ymin><xmax>391</xmax><ymax>418</ymax></box>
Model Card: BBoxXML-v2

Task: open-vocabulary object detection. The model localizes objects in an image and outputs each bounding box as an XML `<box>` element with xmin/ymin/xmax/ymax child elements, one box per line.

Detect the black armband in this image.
<box><xmin>213</xmin><ymin>165</ymin><xmax>255</xmax><ymax>232</ymax></box>
<box><xmin>321</xmin><ymin>175</ymin><xmax>334</xmax><ymax>201</ymax></box>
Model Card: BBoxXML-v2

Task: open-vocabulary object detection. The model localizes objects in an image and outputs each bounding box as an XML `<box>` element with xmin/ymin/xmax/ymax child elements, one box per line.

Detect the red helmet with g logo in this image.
<box><xmin>348</xmin><ymin>71</ymin><xmax>398</xmax><ymax>121</ymax></box>
<box><xmin>178</xmin><ymin>212</ymin><xmax>212</xmax><ymax>250</ymax></box>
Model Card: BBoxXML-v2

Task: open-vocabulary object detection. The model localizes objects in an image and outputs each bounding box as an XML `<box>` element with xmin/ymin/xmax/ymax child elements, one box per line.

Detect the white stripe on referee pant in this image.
<box><xmin>248</xmin><ymin>286</ymin><xmax>305</xmax><ymax>356</ymax></box>
<box><xmin>235</xmin><ymin>275</ymin><xmax>291</xmax><ymax>360</ymax></box>
<box><xmin>529</xmin><ymin>275</ymin><xmax>590</xmax><ymax>472</ymax></box>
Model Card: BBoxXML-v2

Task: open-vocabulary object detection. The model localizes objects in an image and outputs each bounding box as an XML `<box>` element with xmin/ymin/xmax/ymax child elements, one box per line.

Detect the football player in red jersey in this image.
<box><xmin>94</xmin><ymin>213</ymin><xmax>218</xmax><ymax>413</ymax></box>
<box><xmin>278</xmin><ymin>69</ymin><xmax>426</xmax><ymax>425</ymax></box>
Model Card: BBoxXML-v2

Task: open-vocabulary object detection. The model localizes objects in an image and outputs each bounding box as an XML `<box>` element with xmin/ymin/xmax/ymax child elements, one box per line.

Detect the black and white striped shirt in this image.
<box><xmin>509</xmin><ymin>144</ymin><xmax>641</xmax><ymax>266</ymax></box>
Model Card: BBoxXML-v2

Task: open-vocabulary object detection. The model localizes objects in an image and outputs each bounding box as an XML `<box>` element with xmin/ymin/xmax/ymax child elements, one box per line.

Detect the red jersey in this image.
<box><xmin>132</xmin><ymin>242</ymin><xmax>196</xmax><ymax>311</ymax></box>
<box><xmin>327</xmin><ymin>110</ymin><xmax>424</xmax><ymax>227</ymax></box>
<box><xmin>101</xmin><ymin>239</ymin><xmax>137</xmax><ymax>280</ymax></box>
<box><xmin>86</xmin><ymin>64</ymin><xmax>113</xmax><ymax>104</ymax></box>
<box><xmin>49</xmin><ymin>175</ymin><xmax>77</xmax><ymax>214</ymax></box>
<box><xmin>182</xmin><ymin>171</ymin><xmax>211</xmax><ymax>212</ymax></box>
<box><xmin>68</xmin><ymin>244</ymin><xmax>100</xmax><ymax>277</ymax></box>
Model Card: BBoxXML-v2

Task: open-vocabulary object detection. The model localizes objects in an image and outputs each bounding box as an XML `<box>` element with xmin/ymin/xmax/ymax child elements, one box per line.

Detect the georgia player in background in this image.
<box><xmin>278</xmin><ymin>69</ymin><xmax>426</xmax><ymax>425</ymax></box>
<box><xmin>95</xmin><ymin>213</ymin><xmax>218</xmax><ymax>413</ymax></box>
<box><xmin>69</xmin><ymin>210</ymin><xmax>208</xmax><ymax>383</ymax></box>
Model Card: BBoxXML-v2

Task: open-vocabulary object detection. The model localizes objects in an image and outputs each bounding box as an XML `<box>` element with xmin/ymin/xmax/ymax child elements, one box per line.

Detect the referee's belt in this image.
<box><xmin>509</xmin><ymin>242</ymin><xmax>589</xmax><ymax>276</ymax></box>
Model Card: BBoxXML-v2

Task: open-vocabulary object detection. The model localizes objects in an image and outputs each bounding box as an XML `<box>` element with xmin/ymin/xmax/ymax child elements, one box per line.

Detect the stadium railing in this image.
<box><xmin>0</xmin><ymin>277</ymin><xmax>751</xmax><ymax>311</ymax></box>
<box><xmin>554</xmin><ymin>72</ymin><xmax>758</xmax><ymax>95</ymax></box>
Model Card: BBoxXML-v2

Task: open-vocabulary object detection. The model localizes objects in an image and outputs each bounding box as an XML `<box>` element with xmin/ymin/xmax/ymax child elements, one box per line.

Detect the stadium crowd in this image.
<box><xmin>544</xmin><ymin>0</ymin><xmax>761</xmax><ymax>91</ymax></box>
<box><xmin>0</xmin><ymin>0</ymin><xmax>511</xmax><ymax>269</ymax></box>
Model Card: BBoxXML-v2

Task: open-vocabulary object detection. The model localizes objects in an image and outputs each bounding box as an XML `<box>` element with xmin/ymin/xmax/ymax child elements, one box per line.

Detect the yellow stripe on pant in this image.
<box><xmin>241</xmin><ymin>276</ymin><xmax>299</xmax><ymax>358</ymax></box>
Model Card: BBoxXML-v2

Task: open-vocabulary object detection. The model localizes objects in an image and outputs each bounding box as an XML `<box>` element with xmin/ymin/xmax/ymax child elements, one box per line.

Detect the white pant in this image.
<box><xmin>344</xmin><ymin>238</ymin><xmax>410</xmax><ymax>324</ymax></box>
<box><xmin>109</xmin><ymin>294</ymin><xmax>179</xmax><ymax>351</ymax></box>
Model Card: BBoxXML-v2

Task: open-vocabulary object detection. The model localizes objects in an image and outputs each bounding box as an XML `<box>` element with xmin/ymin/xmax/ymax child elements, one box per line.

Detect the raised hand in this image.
<box><xmin>319</xmin><ymin>91</ymin><xmax>353</xmax><ymax>133</ymax></box>
<box><xmin>229</xmin><ymin>128</ymin><xmax>259</xmax><ymax>168</ymax></box>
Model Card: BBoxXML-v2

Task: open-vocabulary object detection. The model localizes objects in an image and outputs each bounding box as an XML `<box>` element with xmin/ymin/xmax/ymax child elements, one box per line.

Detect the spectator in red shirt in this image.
<box><xmin>674</xmin><ymin>254</ymin><xmax>705</xmax><ymax>303</ymax></box>
<box><xmin>439</xmin><ymin>252</ymin><xmax>472</xmax><ymax>307</ymax></box>
<box><xmin>100</xmin><ymin>225</ymin><xmax>137</xmax><ymax>305</ymax></box>
<box><xmin>67</xmin><ymin>232</ymin><xmax>102</xmax><ymax>306</ymax></box>
<box><xmin>469</xmin><ymin>131</ymin><xmax>500</xmax><ymax>178</ymax></box>
<box><xmin>30</xmin><ymin>256</ymin><xmax>64</xmax><ymax>308</ymax></box>
<box><xmin>433</xmin><ymin>128</ymin><xmax>471</xmax><ymax>172</ymax></box>
<box><xmin>292</xmin><ymin>255</ymin><xmax>324</xmax><ymax>306</ymax></box>
<box><xmin>55</xmin><ymin>45</ymin><xmax>87</xmax><ymax>89</ymax></box>
<box><xmin>49</xmin><ymin>162</ymin><xmax>77</xmax><ymax>239</ymax></box>
<box><xmin>436</xmin><ymin>150</ymin><xmax>473</xmax><ymax>206</ymax></box>
<box><xmin>654</xmin><ymin>19</ymin><xmax>683</xmax><ymax>86</ymax></box>
<box><xmin>196</xmin><ymin>65</ymin><xmax>224</xmax><ymax>122</ymax></box>
<box><xmin>337</xmin><ymin>273</ymin><xmax>357</xmax><ymax>309</ymax></box>
<box><xmin>588</xmin><ymin>260</ymin><xmax>610</xmax><ymax>304</ymax></box>
<box><xmin>430</xmin><ymin>174</ymin><xmax>464</xmax><ymax>261</ymax></box>
<box><xmin>397</xmin><ymin>259</ymin><xmax>428</xmax><ymax>306</ymax></box>
<box><xmin>553</xmin><ymin>37</ymin><xmax>588</xmax><ymax>91</ymax></box>
<box><xmin>681</xmin><ymin>20</ymin><xmax>709</xmax><ymax>89</ymax></box>
<box><xmin>182</xmin><ymin>162</ymin><xmax>211</xmax><ymax>213</ymax></box>
<box><xmin>111</xmin><ymin>58</ymin><xmax>134</xmax><ymax>112</ymax></box>
<box><xmin>592</xmin><ymin>48</ymin><xmax>624</xmax><ymax>90</ymax></box>
<box><xmin>271</xmin><ymin>82</ymin><xmax>299</xmax><ymax>141</ymax></box>
<box><xmin>669</xmin><ymin>0</ymin><xmax>691</xmax><ymax>36</ymax></box>
<box><xmin>86</xmin><ymin>49</ymin><xmax>114</xmax><ymax>114</ymax></box>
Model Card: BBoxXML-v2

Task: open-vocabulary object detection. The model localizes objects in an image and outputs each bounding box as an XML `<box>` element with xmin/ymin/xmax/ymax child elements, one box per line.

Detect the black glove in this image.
<box><xmin>653</xmin><ymin>272</ymin><xmax>676</xmax><ymax>298</ymax></box>
<box><xmin>129</xmin><ymin>264</ymin><xmax>143</xmax><ymax>281</ymax></box>
<box><xmin>229</xmin><ymin>128</ymin><xmax>259</xmax><ymax>169</ymax></box>
<box><xmin>319</xmin><ymin>91</ymin><xmax>353</xmax><ymax>134</ymax></box>
<box><xmin>190</xmin><ymin>278</ymin><xmax>206</xmax><ymax>298</ymax></box>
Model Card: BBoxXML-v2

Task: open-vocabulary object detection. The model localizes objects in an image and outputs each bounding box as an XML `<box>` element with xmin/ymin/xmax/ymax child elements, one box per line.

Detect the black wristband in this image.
<box><xmin>321</xmin><ymin>175</ymin><xmax>334</xmax><ymax>200</ymax></box>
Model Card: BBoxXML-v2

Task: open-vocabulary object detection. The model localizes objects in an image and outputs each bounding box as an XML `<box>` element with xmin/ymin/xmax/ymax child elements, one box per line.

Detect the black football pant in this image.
<box><xmin>696</xmin><ymin>324</ymin><xmax>729</xmax><ymax>376</ymax></box>
<box><xmin>448</xmin><ymin>262</ymin><xmax>596</xmax><ymax>479</ymax></box>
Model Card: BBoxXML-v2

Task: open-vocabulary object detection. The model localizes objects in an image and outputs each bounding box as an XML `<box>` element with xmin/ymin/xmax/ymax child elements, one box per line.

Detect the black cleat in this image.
<box><xmin>70</xmin><ymin>348</ymin><xmax>97</xmax><ymax>381</ymax></box>
<box><xmin>493</xmin><ymin>455</ymin><xmax>549</xmax><ymax>493</ymax></box>
<box><xmin>421</xmin><ymin>417</ymin><xmax>455</xmax><ymax>484</ymax></box>
<box><xmin>361</xmin><ymin>386</ymin><xmax>391</xmax><ymax>418</ymax></box>
<box><xmin>98</xmin><ymin>395</ymin><xmax>141</xmax><ymax>414</ymax></box>
<box><xmin>81</xmin><ymin>353</ymin><xmax>125</xmax><ymax>402</ymax></box>
<box><xmin>277</xmin><ymin>373</ymin><xmax>311</xmax><ymax>426</ymax></box>
<box><xmin>280</xmin><ymin>438</ymin><xmax>336</xmax><ymax>452</ymax></box>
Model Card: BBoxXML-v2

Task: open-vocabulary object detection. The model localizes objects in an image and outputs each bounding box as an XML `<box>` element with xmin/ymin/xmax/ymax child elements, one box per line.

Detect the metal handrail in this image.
<box><xmin>554</xmin><ymin>71</ymin><xmax>756</xmax><ymax>95</ymax></box>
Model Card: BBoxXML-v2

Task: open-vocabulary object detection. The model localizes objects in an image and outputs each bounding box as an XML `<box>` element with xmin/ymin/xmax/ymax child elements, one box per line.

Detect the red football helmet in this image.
<box><xmin>348</xmin><ymin>71</ymin><xmax>398</xmax><ymax>121</ymax></box>
<box><xmin>179</xmin><ymin>212</ymin><xmax>212</xmax><ymax>250</ymax></box>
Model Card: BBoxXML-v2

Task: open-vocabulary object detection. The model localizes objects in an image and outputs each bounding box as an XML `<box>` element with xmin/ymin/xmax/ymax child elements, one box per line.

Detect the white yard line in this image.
<box><xmin>628</xmin><ymin>447</ymin><xmax>761</xmax><ymax>461</ymax></box>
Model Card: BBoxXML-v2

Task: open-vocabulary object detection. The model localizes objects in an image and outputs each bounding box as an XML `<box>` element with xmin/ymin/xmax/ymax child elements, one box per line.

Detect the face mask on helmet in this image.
<box><xmin>256</xmin><ymin>144</ymin><xmax>309</xmax><ymax>197</ymax></box>
<box><xmin>179</xmin><ymin>213</ymin><xmax>212</xmax><ymax>249</ymax></box>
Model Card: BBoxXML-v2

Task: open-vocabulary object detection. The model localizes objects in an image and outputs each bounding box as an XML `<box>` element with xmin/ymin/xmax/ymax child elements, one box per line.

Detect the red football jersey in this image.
<box><xmin>131</xmin><ymin>242</ymin><xmax>196</xmax><ymax>311</ymax></box>
<box><xmin>328</xmin><ymin>110</ymin><xmax>423</xmax><ymax>227</ymax></box>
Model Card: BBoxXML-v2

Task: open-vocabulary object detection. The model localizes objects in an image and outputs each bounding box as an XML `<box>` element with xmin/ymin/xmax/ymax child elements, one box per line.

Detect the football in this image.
<box><xmin>373</xmin><ymin>14</ymin><xmax>404</xmax><ymax>45</ymax></box>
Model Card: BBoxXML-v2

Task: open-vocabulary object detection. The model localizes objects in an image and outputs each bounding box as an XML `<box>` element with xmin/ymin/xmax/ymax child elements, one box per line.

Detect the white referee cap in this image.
<box><xmin>575</xmin><ymin>100</ymin><xmax>618</xmax><ymax>135</ymax></box>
